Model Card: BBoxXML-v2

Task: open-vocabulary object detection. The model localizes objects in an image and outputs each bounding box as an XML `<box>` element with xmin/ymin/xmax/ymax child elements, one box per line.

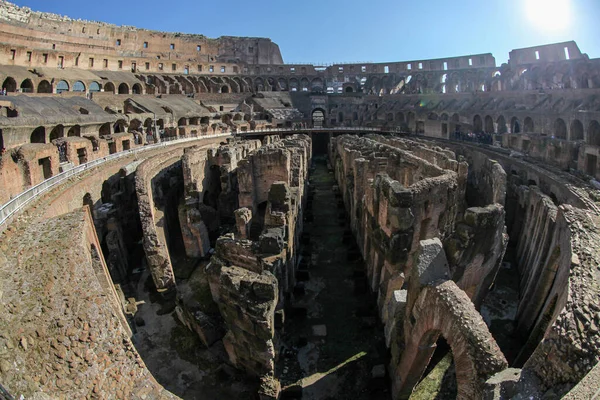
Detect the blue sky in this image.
<box><xmin>11</xmin><ymin>0</ymin><xmax>600</xmax><ymax>65</ymax></box>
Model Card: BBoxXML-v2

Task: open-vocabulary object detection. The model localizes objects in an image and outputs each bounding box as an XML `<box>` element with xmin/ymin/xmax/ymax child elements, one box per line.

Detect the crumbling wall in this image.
<box><xmin>135</xmin><ymin>149</ymin><xmax>184</xmax><ymax>291</ymax></box>
<box><xmin>205</xmin><ymin>135</ymin><xmax>310</xmax><ymax>391</ymax></box>
<box><xmin>524</xmin><ymin>206</ymin><xmax>600</xmax><ymax>389</ymax></box>
<box><xmin>330</xmin><ymin>134</ymin><xmax>510</xmax><ymax>399</ymax></box>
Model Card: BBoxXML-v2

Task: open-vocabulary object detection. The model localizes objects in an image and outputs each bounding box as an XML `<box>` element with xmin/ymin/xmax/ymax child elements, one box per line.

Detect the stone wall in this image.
<box><xmin>0</xmin><ymin>208</ymin><xmax>175</xmax><ymax>399</ymax></box>
<box><xmin>205</xmin><ymin>135</ymin><xmax>310</xmax><ymax>393</ymax></box>
<box><xmin>329</xmin><ymin>134</ymin><xmax>511</xmax><ymax>399</ymax></box>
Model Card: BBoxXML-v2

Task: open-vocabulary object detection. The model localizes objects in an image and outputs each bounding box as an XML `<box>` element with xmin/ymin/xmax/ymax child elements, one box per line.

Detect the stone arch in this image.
<box><xmin>31</xmin><ymin>126</ymin><xmax>46</xmax><ymax>143</ymax></box>
<box><xmin>473</xmin><ymin>115</ymin><xmax>483</xmax><ymax>133</ymax></box>
<box><xmin>99</xmin><ymin>122</ymin><xmax>111</xmax><ymax>136</ymax></box>
<box><xmin>49</xmin><ymin>124</ymin><xmax>64</xmax><ymax>141</ymax></box>
<box><xmin>395</xmin><ymin>280</ymin><xmax>507</xmax><ymax>399</ymax></box>
<box><xmin>114</xmin><ymin>119</ymin><xmax>127</xmax><ymax>133</ymax></box>
<box><xmin>554</xmin><ymin>118</ymin><xmax>567</xmax><ymax>139</ymax></box>
<box><xmin>511</xmin><ymin>117</ymin><xmax>521</xmax><ymax>134</ymax></box>
<box><xmin>56</xmin><ymin>80</ymin><xmax>69</xmax><ymax>94</ymax></box>
<box><xmin>524</xmin><ymin>117</ymin><xmax>534</xmax><ymax>133</ymax></box>
<box><xmin>312</xmin><ymin>108</ymin><xmax>326</xmax><ymax>128</ymax></box>
<box><xmin>588</xmin><ymin>120</ymin><xmax>600</xmax><ymax>146</ymax></box>
<box><xmin>129</xmin><ymin>119</ymin><xmax>142</xmax><ymax>132</ymax></box>
<box><xmin>132</xmin><ymin>83</ymin><xmax>143</xmax><ymax>94</ymax></box>
<box><xmin>2</xmin><ymin>77</ymin><xmax>16</xmax><ymax>93</ymax></box>
<box><xmin>20</xmin><ymin>79</ymin><xmax>34</xmax><ymax>93</ymax></box>
<box><xmin>570</xmin><ymin>119</ymin><xmax>584</xmax><ymax>141</ymax></box>
<box><xmin>89</xmin><ymin>81</ymin><xmax>101</xmax><ymax>92</ymax></box>
<box><xmin>220</xmin><ymin>85</ymin><xmax>230</xmax><ymax>93</ymax></box>
<box><xmin>37</xmin><ymin>80</ymin><xmax>52</xmax><ymax>93</ymax></box>
<box><xmin>311</xmin><ymin>78</ymin><xmax>324</xmax><ymax>93</ymax></box>
<box><xmin>496</xmin><ymin>115</ymin><xmax>507</xmax><ymax>134</ymax></box>
<box><xmin>104</xmin><ymin>82</ymin><xmax>116</xmax><ymax>94</ymax></box>
<box><xmin>73</xmin><ymin>81</ymin><xmax>86</xmax><ymax>92</ymax></box>
<box><xmin>67</xmin><ymin>125</ymin><xmax>81</xmax><ymax>137</ymax></box>
<box><xmin>484</xmin><ymin>115</ymin><xmax>494</xmax><ymax>133</ymax></box>
<box><xmin>118</xmin><ymin>83</ymin><xmax>129</xmax><ymax>94</ymax></box>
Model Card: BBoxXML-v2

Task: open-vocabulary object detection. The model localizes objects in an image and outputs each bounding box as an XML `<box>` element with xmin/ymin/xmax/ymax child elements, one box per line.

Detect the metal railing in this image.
<box><xmin>0</xmin><ymin>132</ymin><xmax>232</xmax><ymax>228</ymax></box>
<box><xmin>0</xmin><ymin>127</ymin><xmax>385</xmax><ymax>229</ymax></box>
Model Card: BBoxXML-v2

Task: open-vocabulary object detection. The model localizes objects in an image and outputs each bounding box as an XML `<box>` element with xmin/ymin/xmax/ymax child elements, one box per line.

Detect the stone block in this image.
<box><xmin>259</xmin><ymin>227</ymin><xmax>285</xmax><ymax>254</ymax></box>
<box><xmin>414</xmin><ymin>238</ymin><xmax>450</xmax><ymax>285</ymax></box>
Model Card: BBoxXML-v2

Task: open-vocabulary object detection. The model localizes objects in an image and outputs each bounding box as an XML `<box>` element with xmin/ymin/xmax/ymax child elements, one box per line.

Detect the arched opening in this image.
<box><xmin>570</xmin><ymin>119</ymin><xmax>583</xmax><ymax>141</ymax></box>
<box><xmin>2</xmin><ymin>77</ymin><xmax>16</xmax><ymax>93</ymax></box>
<box><xmin>524</xmin><ymin>117</ymin><xmax>534</xmax><ymax>133</ymax></box>
<box><xmin>56</xmin><ymin>80</ymin><xmax>69</xmax><ymax>94</ymax></box>
<box><xmin>473</xmin><ymin>115</ymin><xmax>483</xmax><ymax>133</ymax></box>
<box><xmin>497</xmin><ymin>116</ymin><xmax>507</xmax><ymax>134</ymax></box>
<box><xmin>20</xmin><ymin>79</ymin><xmax>33</xmax><ymax>93</ymax></box>
<box><xmin>37</xmin><ymin>80</ymin><xmax>52</xmax><ymax>93</ymax></box>
<box><xmin>484</xmin><ymin>115</ymin><xmax>494</xmax><ymax>134</ymax></box>
<box><xmin>129</xmin><ymin>119</ymin><xmax>142</xmax><ymax>132</ymax></box>
<box><xmin>338</xmin><ymin>112</ymin><xmax>344</xmax><ymax>123</ymax></box>
<box><xmin>0</xmin><ymin>130</ymin><xmax>3</xmax><ymax>151</ymax></box>
<box><xmin>114</xmin><ymin>119</ymin><xmax>127</xmax><ymax>133</ymax></box>
<box><xmin>132</xmin><ymin>83</ymin><xmax>142</xmax><ymax>94</ymax></box>
<box><xmin>67</xmin><ymin>125</ymin><xmax>81</xmax><ymax>137</ymax></box>
<box><xmin>345</xmin><ymin>86</ymin><xmax>354</xmax><ymax>93</ymax></box>
<box><xmin>554</xmin><ymin>118</ymin><xmax>567</xmax><ymax>139</ymax></box>
<box><xmin>73</xmin><ymin>81</ymin><xmax>86</xmax><ymax>92</ymax></box>
<box><xmin>588</xmin><ymin>120</ymin><xmax>600</xmax><ymax>146</ymax></box>
<box><xmin>178</xmin><ymin>117</ymin><xmax>187</xmax><ymax>126</ymax></box>
<box><xmin>570</xmin><ymin>119</ymin><xmax>584</xmax><ymax>141</ymax></box>
<box><xmin>99</xmin><ymin>122</ymin><xmax>111</xmax><ymax>136</ymax></box>
<box><xmin>412</xmin><ymin>337</ymin><xmax>457</xmax><ymax>399</ymax></box>
<box><xmin>311</xmin><ymin>78</ymin><xmax>324</xmax><ymax>93</ymax></box>
<box><xmin>49</xmin><ymin>125</ymin><xmax>64</xmax><ymax>141</ymax></box>
<box><xmin>407</xmin><ymin>112</ymin><xmax>416</xmax><ymax>132</ymax></box>
<box><xmin>221</xmin><ymin>85</ymin><xmax>229</xmax><ymax>93</ymax></box>
<box><xmin>118</xmin><ymin>83</ymin><xmax>129</xmax><ymax>94</ymax></box>
<box><xmin>89</xmin><ymin>81</ymin><xmax>101</xmax><ymax>93</ymax></box>
<box><xmin>83</xmin><ymin>193</ymin><xmax>94</xmax><ymax>210</ymax></box>
<box><xmin>31</xmin><ymin>126</ymin><xmax>46</xmax><ymax>143</ymax></box>
<box><xmin>511</xmin><ymin>117</ymin><xmax>521</xmax><ymax>134</ymax></box>
<box><xmin>312</xmin><ymin>108</ymin><xmax>325</xmax><ymax>128</ymax></box>
<box><xmin>104</xmin><ymin>82</ymin><xmax>115</xmax><ymax>94</ymax></box>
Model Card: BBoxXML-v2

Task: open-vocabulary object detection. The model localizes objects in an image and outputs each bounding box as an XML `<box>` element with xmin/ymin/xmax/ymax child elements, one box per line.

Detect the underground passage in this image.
<box><xmin>0</xmin><ymin>2</ymin><xmax>599</xmax><ymax>399</ymax></box>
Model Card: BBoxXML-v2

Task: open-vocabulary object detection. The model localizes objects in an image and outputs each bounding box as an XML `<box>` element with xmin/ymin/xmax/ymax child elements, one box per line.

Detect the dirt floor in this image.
<box><xmin>130</xmin><ymin>262</ymin><xmax>258</xmax><ymax>399</ymax></box>
<box><xmin>277</xmin><ymin>155</ymin><xmax>391</xmax><ymax>400</ymax></box>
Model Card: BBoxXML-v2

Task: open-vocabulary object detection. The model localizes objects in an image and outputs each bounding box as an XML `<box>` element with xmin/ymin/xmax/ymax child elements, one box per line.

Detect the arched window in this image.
<box><xmin>554</xmin><ymin>118</ymin><xmax>567</xmax><ymax>139</ymax></box>
<box><xmin>38</xmin><ymin>80</ymin><xmax>52</xmax><ymax>93</ymax></box>
<box><xmin>570</xmin><ymin>120</ymin><xmax>584</xmax><ymax>141</ymax></box>
<box><xmin>20</xmin><ymin>79</ymin><xmax>33</xmax><ymax>93</ymax></box>
<box><xmin>132</xmin><ymin>83</ymin><xmax>142</xmax><ymax>94</ymax></box>
<box><xmin>89</xmin><ymin>82</ymin><xmax>101</xmax><ymax>92</ymax></box>
<box><xmin>31</xmin><ymin>126</ymin><xmax>46</xmax><ymax>143</ymax></box>
<box><xmin>2</xmin><ymin>77</ymin><xmax>17</xmax><ymax>93</ymax></box>
<box><xmin>73</xmin><ymin>81</ymin><xmax>86</xmax><ymax>92</ymax></box>
<box><xmin>56</xmin><ymin>80</ymin><xmax>69</xmax><ymax>94</ymax></box>
<box><xmin>588</xmin><ymin>120</ymin><xmax>600</xmax><ymax>146</ymax></box>
<box><xmin>118</xmin><ymin>83</ymin><xmax>129</xmax><ymax>94</ymax></box>
<box><xmin>524</xmin><ymin>117</ymin><xmax>534</xmax><ymax>133</ymax></box>
<box><xmin>104</xmin><ymin>82</ymin><xmax>115</xmax><ymax>94</ymax></box>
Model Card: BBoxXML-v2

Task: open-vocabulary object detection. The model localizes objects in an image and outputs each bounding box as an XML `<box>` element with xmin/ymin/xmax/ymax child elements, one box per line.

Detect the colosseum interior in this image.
<box><xmin>0</xmin><ymin>1</ymin><xmax>599</xmax><ymax>399</ymax></box>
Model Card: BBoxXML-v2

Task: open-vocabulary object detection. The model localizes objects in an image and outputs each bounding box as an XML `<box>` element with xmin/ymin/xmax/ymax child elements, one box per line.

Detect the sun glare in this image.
<box><xmin>525</xmin><ymin>0</ymin><xmax>571</xmax><ymax>32</ymax></box>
